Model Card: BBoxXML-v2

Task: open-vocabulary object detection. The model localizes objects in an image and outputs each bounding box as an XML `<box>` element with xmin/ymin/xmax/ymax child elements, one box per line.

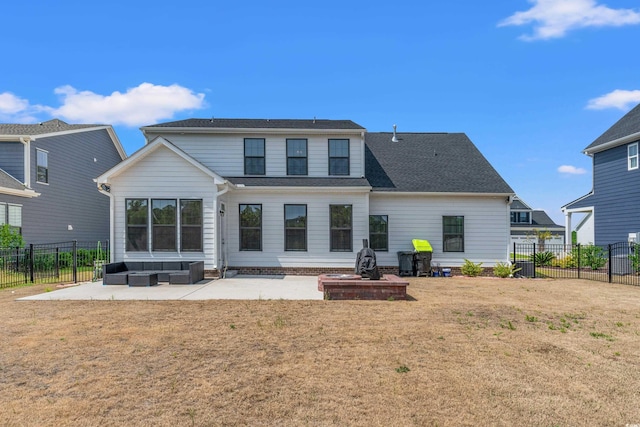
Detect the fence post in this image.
<box><xmin>608</xmin><ymin>244</ymin><xmax>612</xmax><ymax>284</ymax></box>
<box><xmin>72</xmin><ymin>240</ymin><xmax>77</xmax><ymax>284</ymax></box>
<box><xmin>55</xmin><ymin>247</ymin><xmax>60</xmax><ymax>279</ymax></box>
<box><xmin>513</xmin><ymin>243</ymin><xmax>516</xmax><ymax>264</ymax></box>
<box><xmin>533</xmin><ymin>243</ymin><xmax>536</xmax><ymax>279</ymax></box>
<box><xmin>29</xmin><ymin>244</ymin><xmax>34</xmax><ymax>283</ymax></box>
<box><xmin>576</xmin><ymin>244</ymin><xmax>580</xmax><ymax>279</ymax></box>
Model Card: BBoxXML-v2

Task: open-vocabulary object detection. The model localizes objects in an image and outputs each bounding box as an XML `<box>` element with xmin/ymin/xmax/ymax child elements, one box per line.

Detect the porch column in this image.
<box><xmin>564</xmin><ymin>212</ymin><xmax>572</xmax><ymax>245</ymax></box>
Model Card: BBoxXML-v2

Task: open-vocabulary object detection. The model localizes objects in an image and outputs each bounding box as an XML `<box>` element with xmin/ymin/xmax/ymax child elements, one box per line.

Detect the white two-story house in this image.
<box><xmin>95</xmin><ymin>118</ymin><xmax>514</xmax><ymax>275</ymax></box>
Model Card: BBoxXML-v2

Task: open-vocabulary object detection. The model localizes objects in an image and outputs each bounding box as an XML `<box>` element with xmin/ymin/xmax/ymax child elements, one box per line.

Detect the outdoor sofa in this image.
<box><xmin>102</xmin><ymin>261</ymin><xmax>205</xmax><ymax>286</ymax></box>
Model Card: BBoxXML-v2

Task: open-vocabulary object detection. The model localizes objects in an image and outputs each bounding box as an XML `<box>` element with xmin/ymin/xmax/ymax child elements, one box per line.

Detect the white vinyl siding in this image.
<box><xmin>225</xmin><ymin>190</ymin><xmax>369</xmax><ymax>268</ymax></box>
<box><xmin>109</xmin><ymin>146</ymin><xmax>218</xmax><ymax>269</ymax></box>
<box><xmin>369</xmin><ymin>194</ymin><xmax>510</xmax><ymax>267</ymax></box>
<box><xmin>147</xmin><ymin>133</ymin><xmax>364</xmax><ymax>178</ymax></box>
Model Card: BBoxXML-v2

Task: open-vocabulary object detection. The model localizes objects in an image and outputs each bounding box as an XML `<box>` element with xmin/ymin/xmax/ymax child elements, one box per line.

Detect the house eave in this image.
<box><xmin>141</xmin><ymin>126</ymin><xmax>364</xmax><ymax>140</ymax></box>
<box><xmin>0</xmin><ymin>187</ymin><xmax>40</xmax><ymax>198</ymax></box>
<box><xmin>370</xmin><ymin>191</ymin><xmax>515</xmax><ymax>198</ymax></box>
<box><xmin>584</xmin><ymin>131</ymin><xmax>640</xmax><ymax>156</ymax></box>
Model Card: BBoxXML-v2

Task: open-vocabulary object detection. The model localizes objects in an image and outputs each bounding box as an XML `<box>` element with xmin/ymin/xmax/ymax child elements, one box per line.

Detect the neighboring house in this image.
<box><xmin>562</xmin><ymin>103</ymin><xmax>640</xmax><ymax>245</ymax></box>
<box><xmin>96</xmin><ymin>118</ymin><xmax>514</xmax><ymax>274</ymax></box>
<box><xmin>0</xmin><ymin>119</ymin><xmax>126</xmax><ymax>244</ymax></box>
<box><xmin>509</xmin><ymin>196</ymin><xmax>564</xmax><ymax>247</ymax></box>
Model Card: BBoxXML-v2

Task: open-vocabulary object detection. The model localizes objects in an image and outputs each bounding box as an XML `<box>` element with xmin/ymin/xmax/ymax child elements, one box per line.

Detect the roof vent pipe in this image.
<box><xmin>391</xmin><ymin>124</ymin><xmax>398</xmax><ymax>142</ymax></box>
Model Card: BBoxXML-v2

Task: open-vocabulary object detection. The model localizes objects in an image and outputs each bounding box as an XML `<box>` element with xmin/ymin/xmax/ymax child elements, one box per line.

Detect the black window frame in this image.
<box><xmin>239</xmin><ymin>204</ymin><xmax>262</xmax><ymax>251</ymax></box>
<box><xmin>286</xmin><ymin>139</ymin><xmax>308</xmax><ymax>176</ymax></box>
<box><xmin>284</xmin><ymin>204</ymin><xmax>307</xmax><ymax>251</ymax></box>
<box><xmin>244</xmin><ymin>138</ymin><xmax>266</xmax><ymax>175</ymax></box>
<box><xmin>369</xmin><ymin>215</ymin><xmax>388</xmax><ymax>251</ymax></box>
<box><xmin>36</xmin><ymin>149</ymin><xmax>48</xmax><ymax>184</ymax></box>
<box><xmin>443</xmin><ymin>216</ymin><xmax>464</xmax><ymax>252</ymax></box>
<box><xmin>328</xmin><ymin>139</ymin><xmax>350</xmax><ymax>176</ymax></box>
<box><xmin>510</xmin><ymin>211</ymin><xmax>531</xmax><ymax>224</ymax></box>
<box><xmin>126</xmin><ymin>199</ymin><xmax>149</xmax><ymax>252</ymax></box>
<box><xmin>330</xmin><ymin>204</ymin><xmax>352</xmax><ymax>252</ymax></box>
<box><xmin>151</xmin><ymin>199</ymin><xmax>177</xmax><ymax>252</ymax></box>
<box><xmin>181</xmin><ymin>199</ymin><xmax>203</xmax><ymax>252</ymax></box>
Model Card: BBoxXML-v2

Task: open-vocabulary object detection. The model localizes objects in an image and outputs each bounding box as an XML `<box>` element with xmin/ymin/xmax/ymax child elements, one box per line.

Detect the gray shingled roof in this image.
<box><xmin>511</xmin><ymin>210</ymin><xmax>564</xmax><ymax>230</ymax></box>
<box><xmin>584</xmin><ymin>103</ymin><xmax>640</xmax><ymax>151</ymax></box>
<box><xmin>365</xmin><ymin>132</ymin><xmax>513</xmax><ymax>193</ymax></box>
<box><xmin>511</xmin><ymin>198</ymin><xmax>531</xmax><ymax>210</ymax></box>
<box><xmin>0</xmin><ymin>168</ymin><xmax>26</xmax><ymax>191</ymax></box>
<box><xmin>0</xmin><ymin>119</ymin><xmax>101</xmax><ymax>136</ymax></box>
<box><xmin>227</xmin><ymin>177</ymin><xmax>370</xmax><ymax>187</ymax></box>
<box><xmin>143</xmin><ymin>118</ymin><xmax>365</xmax><ymax>130</ymax></box>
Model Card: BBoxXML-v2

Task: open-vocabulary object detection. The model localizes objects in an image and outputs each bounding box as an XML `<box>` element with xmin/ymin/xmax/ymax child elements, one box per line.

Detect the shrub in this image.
<box><xmin>531</xmin><ymin>251</ymin><xmax>554</xmax><ymax>267</ymax></box>
<box><xmin>581</xmin><ymin>245</ymin><xmax>606</xmax><ymax>270</ymax></box>
<box><xmin>552</xmin><ymin>253</ymin><xmax>577</xmax><ymax>269</ymax></box>
<box><xmin>0</xmin><ymin>224</ymin><xmax>23</xmax><ymax>248</ymax></box>
<box><xmin>461</xmin><ymin>259</ymin><xmax>483</xmax><ymax>277</ymax></box>
<box><xmin>493</xmin><ymin>262</ymin><xmax>521</xmax><ymax>278</ymax></box>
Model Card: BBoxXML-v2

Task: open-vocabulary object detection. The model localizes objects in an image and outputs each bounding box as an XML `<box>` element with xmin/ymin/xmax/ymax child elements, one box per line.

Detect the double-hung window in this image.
<box><xmin>126</xmin><ymin>199</ymin><xmax>148</xmax><ymax>251</ymax></box>
<box><xmin>287</xmin><ymin>139</ymin><xmax>307</xmax><ymax>175</ymax></box>
<box><xmin>369</xmin><ymin>215</ymin><xmax>388</xmax><ymax>251</ymax></box>
<box><xmin>181</xmin><ymin>200</ymin><xmax>203</xmax><ymax>251</ymax></box>
<box><xmin>629</xmin><ymin>142</ymin><xmax>638</xmax><ymax>170</ymax></box>
<box><xmin>329</xmin><ymin>139</ymin><xmax>349</xmax><ymax>175</ymax></box>
<box><xmin>36</xmin><ymin>149</ymin><xmax>48</xmax><ymax>184</ymax></box>
<box><xmin>285</xmin><ymin>204</ymin><xmax>307</xmax><ymax>251</ymax></box>
<box><xmin>330</xmin><ymin>205</ymin><xmax>352</xmax><ymax>252</ymax></box>
<box><xmin>510</xmin><ymin>211</ymin><xmax>530</xmax><ymax>224</ymax></box>
<box><xmin>245</xmin><ymin>138</ymin><xmax>265</xmax><ymax>175</ymax></box>
<box><xmin>152</xmin><ymin>199</ymin><xmax>177</xmax><ymax>251</ymax></box>
<box><xmin>443</xmin><ymin>216</ymin><xmax>464</xmax><ymax>252</ymax></box>
<box><xmin>240</xmin><ymin>204</ymin><xmax>262</xmax><ymax>251</ymax></box>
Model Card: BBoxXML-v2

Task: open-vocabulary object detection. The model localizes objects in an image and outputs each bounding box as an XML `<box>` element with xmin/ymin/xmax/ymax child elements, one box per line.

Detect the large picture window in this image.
<box><xmin>152</xmin><ymin>199</ymin><xmax>177</xmax><ymax>251</ymax></box>
<box><xmin>0</xmin><ymin>203</ymin><xmax>22</xmax><ymax>235</ymax></box>
<box><xmin>287</xmin><ymin>139</ymin><xmax>308</xmax><ymax>175</ymax></box>
<box><xmin>330</xmin><ymin>205</ymin><xmax>352</xmax><ymax>252</ymax></box>
<box><xmin>369</xmin><ymin>215</ymin><xmax>388</xmax><ymax>251</ymax></box>
<box><xmin>126</xmin><ymin>199</ymin><xmax>148</xmax><ymax>251</ymax></box>
<box><xmin>443</xmin><ymin>216</ymin><xmax>464</xmax><ymax>252</ymax></box>
<box><xmin>36</xmin><ymin>149</ymin><xmax>48</xmax><ymax>184</ymax></box>
<box><xmin>285</xmin><ymin>204</ymin><xmax>307</xmax><ymax>251</ymax></box>
<box><xmin>510</xmin><ymin>211</ymin><xmax>530</xmax><ymax>224</ymax></box>
<box><xmin>629</xmin><ymin>142</ymin><xmax>638</xmax><ymax>171</ymax></box>
<box><xmin>245</xmin><ymin>138</ymin><xmax>265</xmax><ymax>175</ymax></box>
<box><xmin>240</xmin><ymin>204</ymin><xmax>262</xmax><ymax>251</ymax></box>
<box><xmin>181</xmin><ymin>200</ymin><xmax>203</xmax><ymax>251</ymax></box>
<box><xmin>329</xmin><ymin>139</ymin><xmax>350</xmax><ymax>176</ymax></box>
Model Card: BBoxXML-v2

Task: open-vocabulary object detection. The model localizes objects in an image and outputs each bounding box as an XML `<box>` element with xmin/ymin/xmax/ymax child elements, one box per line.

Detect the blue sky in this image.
<box><xmin>2</xmin><ymin>0</ymin><xmax>640</xmax><ymax>225</ymax></box>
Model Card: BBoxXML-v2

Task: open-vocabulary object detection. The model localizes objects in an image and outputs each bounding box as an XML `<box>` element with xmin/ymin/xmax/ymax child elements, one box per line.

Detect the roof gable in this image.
<box><xmin>365</xmin><ymin>132</ymin><xmax>513</xmax><ymax>194</ymax></box>
<box><xmin>95</xmin><ymin>136</ymin><xmax>224</xmax><ymax>185</ymax></box>
<box><xmin>584</xmin><ymin>103</ymin><xmax>640</xmax><ymax>153</ymax></box>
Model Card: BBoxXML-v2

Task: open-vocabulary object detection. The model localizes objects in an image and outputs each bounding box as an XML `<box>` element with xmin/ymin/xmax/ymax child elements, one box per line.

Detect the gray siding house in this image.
<box><xmin>0</xmin><ymin>119</ymin><xmax>126</xmax><ymax>244</ymax></box>
<box><xmin>562</xmin><ymin>103</ymin><xmax>640</xmax><ymax>245</ymax></box>
<box><xmin>510</xmin><ymin>196</ymin><xmax>564</xmax><ymax>246</ymax></box>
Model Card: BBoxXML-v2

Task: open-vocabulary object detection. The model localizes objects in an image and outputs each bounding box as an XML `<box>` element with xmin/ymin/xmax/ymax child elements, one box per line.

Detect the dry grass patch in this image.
<box><xmin>1</xmin><ymin>277</ymin><xmax>640</xmax><ymax>426</ymax></box>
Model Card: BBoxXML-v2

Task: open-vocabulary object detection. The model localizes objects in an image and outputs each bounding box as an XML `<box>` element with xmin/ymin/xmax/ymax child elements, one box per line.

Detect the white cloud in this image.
<box><xmin>50</xmin><ymin>83</ymin><xmax>206</xmax><ymax>126</ymax></box>
<box><xmin>586</xmin><ymin>89</ymin><xmax>640</xmax><ymax>110</ymax></box>
<box><xmin>558</xmin><ymin>165</ymin><xmax>587</xmax><ymax>175</ymax></box>
<box><xmin>498</xmin><ymin>0</ymin><xmax>640</xmax><ymax>41</ymax></box>
<box><xmin>0</xmin><ymin>92</ymin><xmax>29</xmax><ymax>114</ymax></box>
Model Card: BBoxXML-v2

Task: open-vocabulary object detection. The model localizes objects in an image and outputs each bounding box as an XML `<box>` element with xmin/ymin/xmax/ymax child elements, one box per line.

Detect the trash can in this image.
<box><xmin>397</xmin><ymin>251</ymin><xmax>415</xmax><ymax>276</ymax></box>
<box><xmin>412</xmin><ymin>239</ymin><xmax>433</xmax><ymax>277</ymax></box>
<box><xmin>414</xmin><ymin>252</ymin><xmax>432</xmax><ymax>277</ymax></box>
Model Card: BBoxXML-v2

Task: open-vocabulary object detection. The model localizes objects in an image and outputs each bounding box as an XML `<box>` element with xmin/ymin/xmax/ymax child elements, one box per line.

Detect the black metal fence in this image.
<box><xmin>0</xmin><ymin>241</ymin><xmax>109</xmax><ymax>289</ymax></box>
<box><xmin>513</xmin><ymin>242</ymin><xmax>640</xmax><ymax>286</ymax></box>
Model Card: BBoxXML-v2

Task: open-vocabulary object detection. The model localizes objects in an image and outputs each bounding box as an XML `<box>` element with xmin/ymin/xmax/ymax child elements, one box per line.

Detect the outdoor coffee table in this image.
<box><xmin>128</xmin><ymin>272</ymin><xmax>159</xmax><ymax>287</ymax></box>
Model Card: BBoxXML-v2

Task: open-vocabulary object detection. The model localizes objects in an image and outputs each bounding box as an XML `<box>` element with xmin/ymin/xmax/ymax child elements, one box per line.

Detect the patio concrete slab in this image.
<box><xmin>17</xmin><ymin>275</ymin><xmax>323</xmax><ymax>301</ymax></box>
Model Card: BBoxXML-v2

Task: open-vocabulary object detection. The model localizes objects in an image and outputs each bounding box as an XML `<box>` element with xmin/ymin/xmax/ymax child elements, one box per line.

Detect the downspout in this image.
<box><xmin>215</xmin><ymin>182</ymin><xmax>230</xmax><ymax>278</ymax></box>
<box><xmin>506</xmin><ymin>195</ymin><xmax>514</xmax><ymax>263</ymax></box>
<box><xmin>360</xmin><ymin>131</ymin><xmax>365</xmax><ymax>177</ymax></box>
<box><xmin>19</xmin><ymin>137</ymin><xmax>31</xmax><ymax>188</ymax></box>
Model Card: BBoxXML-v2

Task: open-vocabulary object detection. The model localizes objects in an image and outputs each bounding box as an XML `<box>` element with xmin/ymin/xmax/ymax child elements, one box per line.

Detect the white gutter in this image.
<box><xmin>360</xmin><ymin>131</ymin><xmax>366</xmax><ymax>179</ymax></box>
<box><xmin>584</xmin><ymin>131</ymin><xmax>640</xmax><ymax>156</ymax></box>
